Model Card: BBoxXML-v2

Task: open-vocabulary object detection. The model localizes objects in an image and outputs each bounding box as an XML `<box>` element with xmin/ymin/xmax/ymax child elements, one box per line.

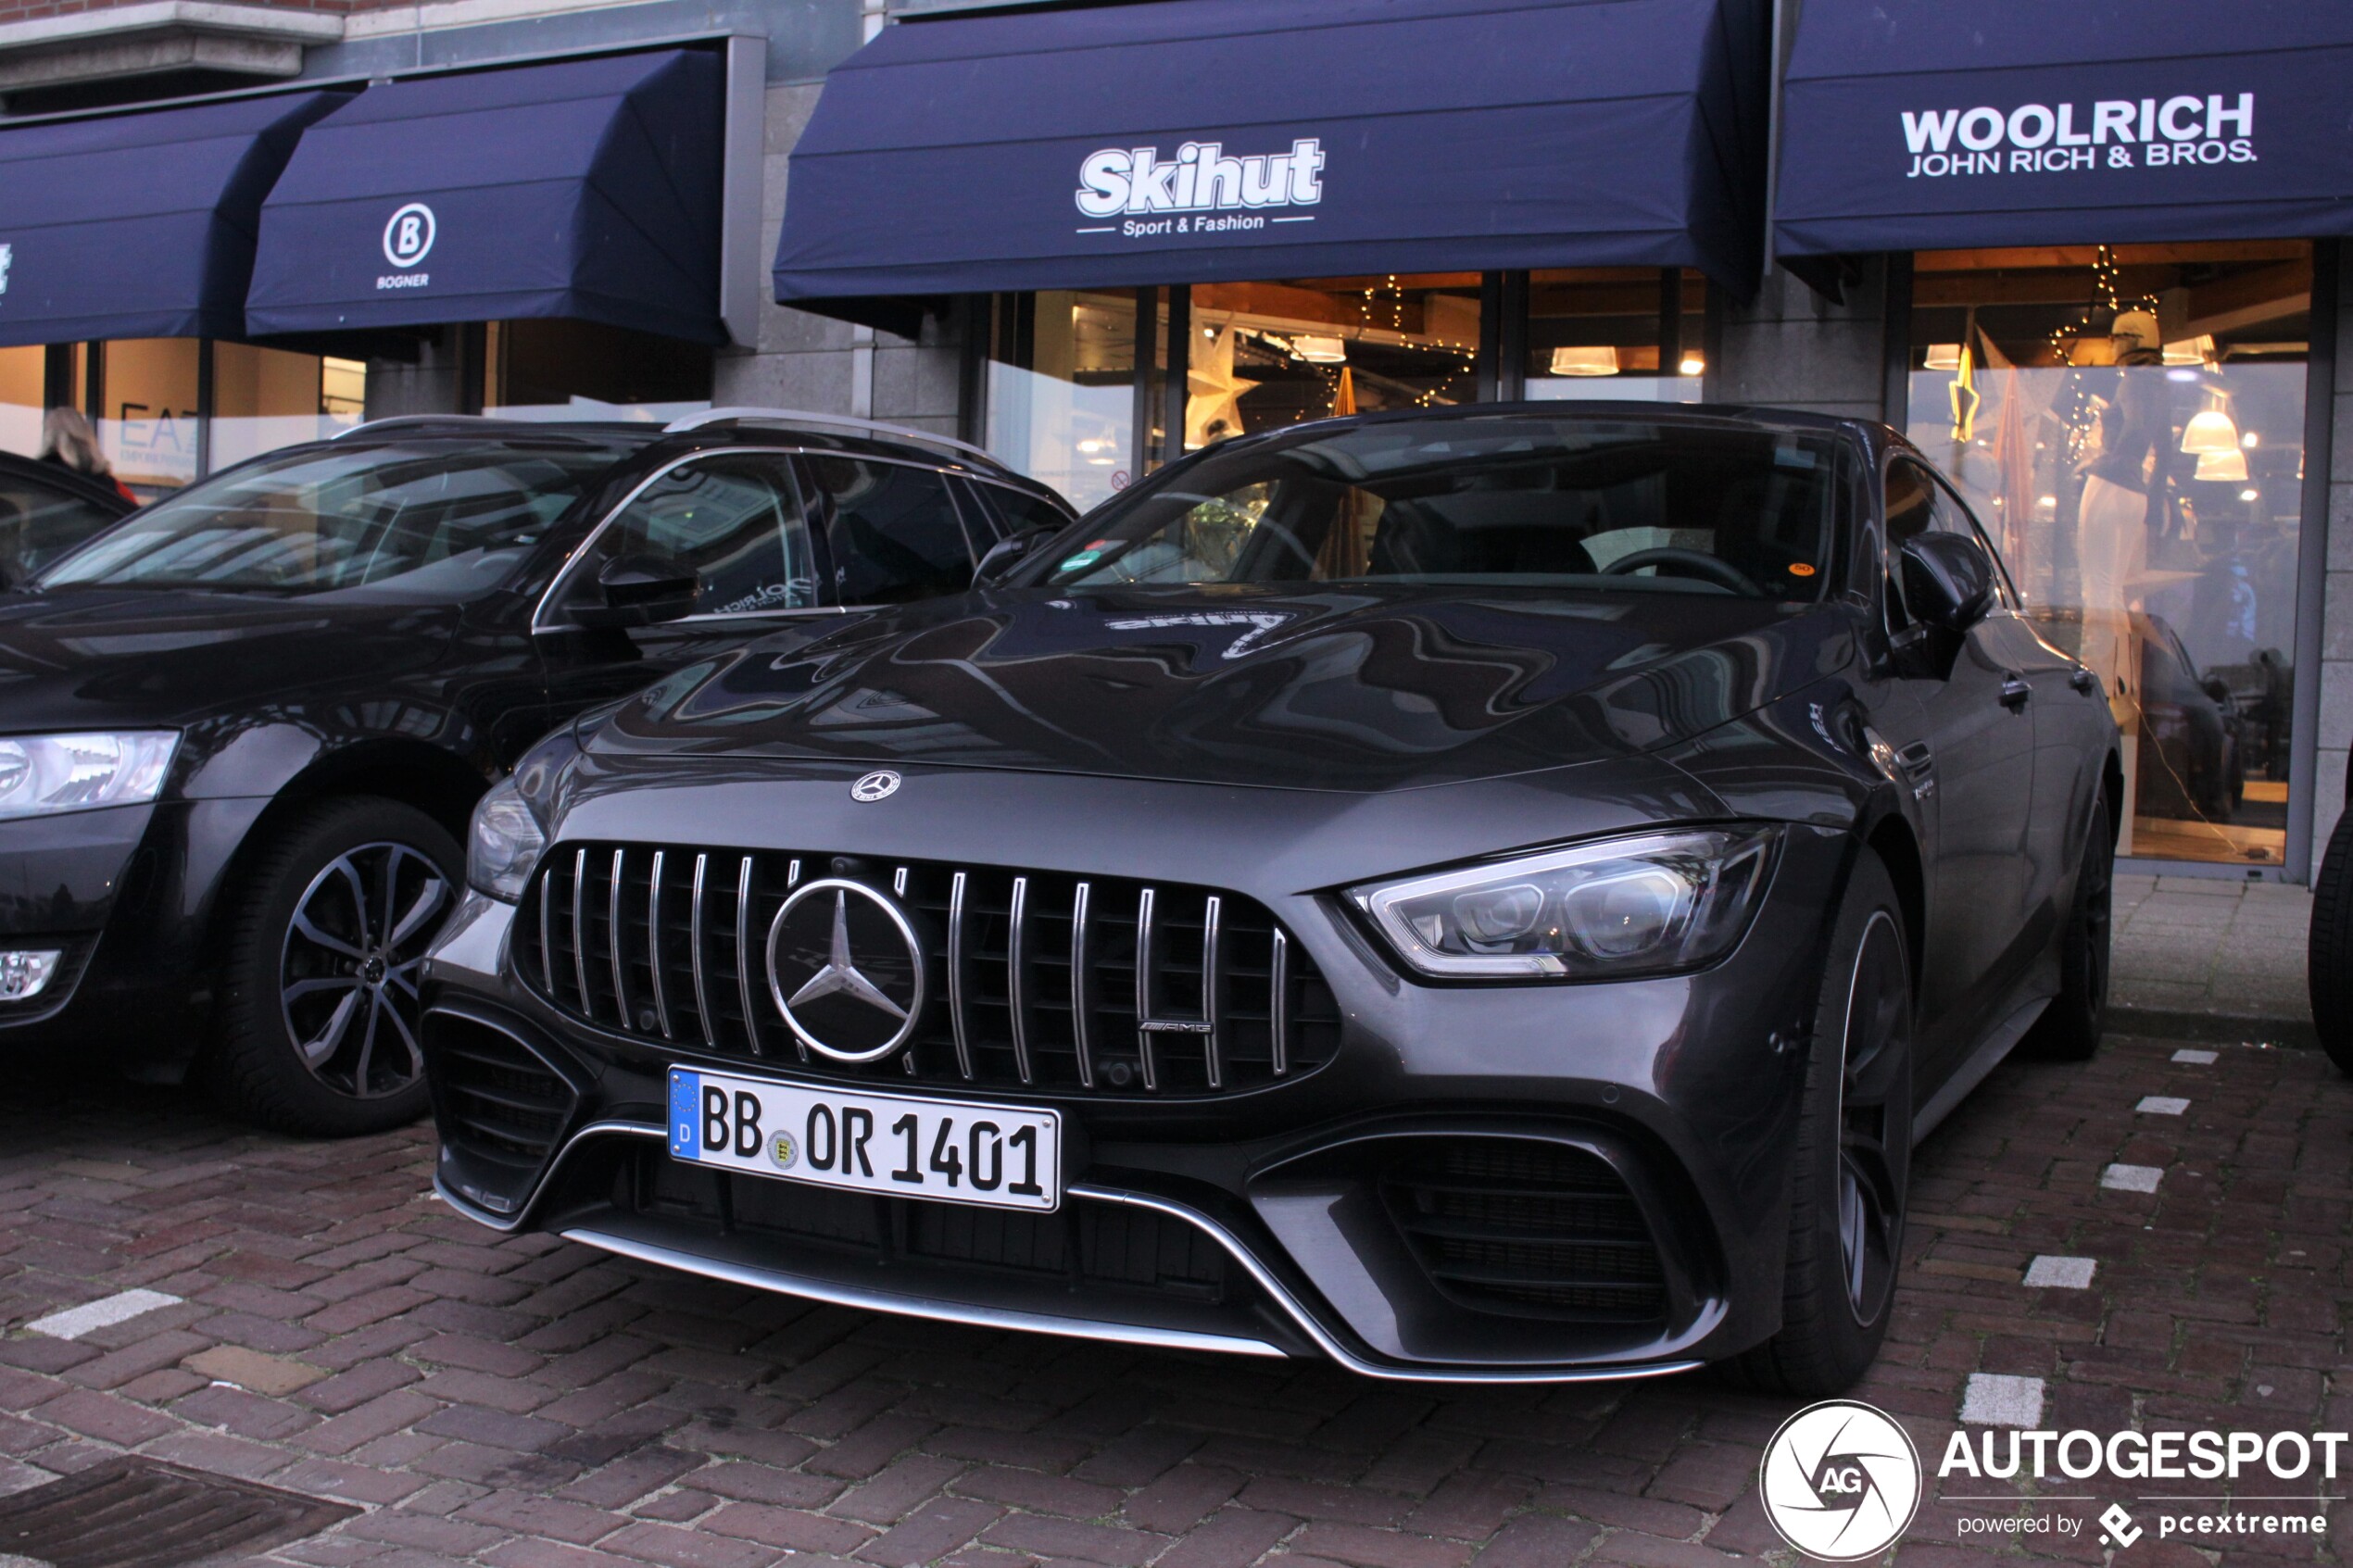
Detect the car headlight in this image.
<box><xmin>0</xmin><ymin>732</ymin><xmax>178</xmax><ymax>821</ymax></box>
<box><xmin>1349</xmin><ymin>826</ymin><xmax>1780</xmax><ymax>981</ymax></box>
<box><xmin>467</xmin><ymin>777</ymin><xmax>545</xmax><ymax>903</ymax></box>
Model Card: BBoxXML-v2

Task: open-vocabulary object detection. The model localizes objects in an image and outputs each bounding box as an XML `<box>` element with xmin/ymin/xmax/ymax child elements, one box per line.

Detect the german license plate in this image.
<box><xmin>666</xmin><ymin>1066</ymin><xmax>1061</xmax><ymax>1212</ymax></box>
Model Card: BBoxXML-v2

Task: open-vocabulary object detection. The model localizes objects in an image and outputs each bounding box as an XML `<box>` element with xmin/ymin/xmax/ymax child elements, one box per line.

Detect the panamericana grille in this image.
<box><xmin>513</xmin><ymin>843</ymin><xmax>1340</xmax><ymax>1095</ymax></box>
<box><xmin>1381</xmin><ymin>1141</ymin><xmax>1667</xmax><ymax>1323</ymax></box>
<box><xmin>428</xmin><ymin>1014</ymin><xmax>576</xmax><ymax>1175</ymax></box>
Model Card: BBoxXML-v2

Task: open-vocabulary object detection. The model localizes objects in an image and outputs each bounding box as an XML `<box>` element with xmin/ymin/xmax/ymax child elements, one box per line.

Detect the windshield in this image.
<box><xmin>38</xmin><ymin>438</ymin><xmax>635</xmax><ymax>601</ymax></box>
<box><xmin>1037</xmin><ymin>417</ymin><xmax>1843</xmax><ymax>600</ymax></box>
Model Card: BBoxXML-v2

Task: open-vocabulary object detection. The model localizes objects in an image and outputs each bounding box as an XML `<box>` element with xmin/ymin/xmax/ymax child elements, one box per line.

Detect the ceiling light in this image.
<box><xmin>1548</xmin><ymin>345</ymin><xmax>1619</xmax><ymax>377</ymax></box>
<box><xmin>2239</xmin><ymin>487</ymin><xmax>2260</xmax><ymax>502</ymax></box>
<box><xmin>2162</xmin><ymin>334</ymin><xmax>2215</xmax><ymax>367</ymax></box>
<box><xmin>1922</xmin><ymin>343</ymin><xmax>1963</xmax><ymax>371</ymax></box>
<box><xmin>1291</xmin><ymin>335</ymin><xmax>1348</xmax><ymax>364</ymax></box>
<box><xmin>2195</xmin><ymin>448</ymin><xmax>2249</xmax><ymax>483</ymax></box>
<box><xmin>1678</xmin><ymin>354</ymin><xmax>1706</xmax><ymax>377</ymax></box>
<box><xmin>2241</xmin><ymin>431</ymin><xmax>2259</xmax><ymax>449</ymax></box>
<box><xmin>2181</xmin><ymin>408</ymin><xmax>2241</xmax><ymax>455</ymax></box>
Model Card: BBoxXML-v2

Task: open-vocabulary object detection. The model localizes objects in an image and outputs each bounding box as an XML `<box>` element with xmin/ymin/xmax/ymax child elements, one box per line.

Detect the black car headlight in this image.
<box><xmin>0</xmin><ymin>732</ymin><xmax>178</xmax><ymax>820</ymax></box>
<box><xmin>466</xmin><ymin>733</ymin><xmax>574</xmax><ymax>903</ymax></box>
<box><xmin>1348</xmin><ymin>826</ymin><xmax>1780</xmax><ymax>981</ymax></box>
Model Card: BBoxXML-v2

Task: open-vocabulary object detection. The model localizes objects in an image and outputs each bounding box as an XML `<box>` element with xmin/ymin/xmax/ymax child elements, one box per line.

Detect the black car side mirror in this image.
<box><xmin>975</xmin><ymin>524</ymin><xmax>1059</xmax><ymax>586</ymax></box>
<box><xmin>1897</xmin><ymin>533</ymin><xmax>1994</xmax><ymax>633</ymax></box>
<box><xmin>571</xmin><ymin>554</ymin><xmax>699</xmax><ymax>629</ymax></box>
<box><xmin>2202</xmin><ymin>674</ymin><xmax>2234</xmax><ymax>709</ymax></box>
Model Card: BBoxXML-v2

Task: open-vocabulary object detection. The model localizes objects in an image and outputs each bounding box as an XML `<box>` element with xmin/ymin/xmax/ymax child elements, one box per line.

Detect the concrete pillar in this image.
<box><xmin>1707</xmin><ymin>260</ymin><xmax>1889</xmax><ymax>423</ymax></box>
<box><xmin>712</xmin><ymin>79</ymin><xmax>966</xmax><ymax>436</ymax></box>
<box><xmin>2311</xmin><ymin>246</ymin><xmax>2353</xmax><ymax>859</ymax></box>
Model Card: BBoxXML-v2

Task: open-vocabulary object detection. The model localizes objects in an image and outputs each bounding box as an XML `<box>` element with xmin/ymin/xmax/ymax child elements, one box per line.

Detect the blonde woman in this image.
<box><xmin>41</xmin><ymin>408</ymin><xmax>136</xmax><ymax>503</ymax></box>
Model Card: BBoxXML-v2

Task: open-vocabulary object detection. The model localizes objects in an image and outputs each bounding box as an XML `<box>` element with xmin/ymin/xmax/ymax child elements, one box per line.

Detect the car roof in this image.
<box><xmin>321</xmin><ymin>413</ymin><xmax>1070</xmax><ymax>510</ymax></box>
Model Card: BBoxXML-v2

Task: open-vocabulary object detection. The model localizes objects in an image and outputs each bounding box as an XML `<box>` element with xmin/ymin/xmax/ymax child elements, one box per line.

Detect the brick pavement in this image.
<box><xmin>0</xmin><ymin>1030</ymin><xmax>2343</xmax><ymax>1567</ymax></box>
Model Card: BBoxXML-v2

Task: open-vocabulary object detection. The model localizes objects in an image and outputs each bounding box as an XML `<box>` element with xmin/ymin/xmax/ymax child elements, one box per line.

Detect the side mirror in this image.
<box><xmin>571</xmin><ymin>554</ymin><xmax>698</xmax><ymax>629</ymax></box>
<box><xmin>2202</xmin><ymin>675</ymin><xmax>2234</xmax><ymax>709</ymax></box>
<box><xmin>975</xmin><ymin>524</ymin><xmax>1059</xmax><ymax>586</ymax></box>
<box><xmin>1896</xmin><ymin>533</ymin><xmax>1994</xmax><ymax>633</ymax></box>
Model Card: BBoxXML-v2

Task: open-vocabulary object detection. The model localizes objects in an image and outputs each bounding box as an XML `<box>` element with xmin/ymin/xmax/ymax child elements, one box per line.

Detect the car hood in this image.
<box><xmin>0</xmin><ymin>587</ymin><xmax>461</xmax><ymax>730</ymax></box>
<box><xmin>591</xmin><ymin>585</ymin><xmax>1859</xmax><ymax>793</ymax></box>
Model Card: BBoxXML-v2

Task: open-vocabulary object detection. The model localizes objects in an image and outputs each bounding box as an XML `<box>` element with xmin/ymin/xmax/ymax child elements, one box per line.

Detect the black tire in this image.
<box><xmin>2024</xmin><ymin>796</ymin><xmax>2113</xmax><ymax>1061</ymax></box>
<box><xmin>2309</xmin><ymin>808</ymin><xmax>2353</xmax><ymax>1077</ymax></box>
<box><xmin>1722</xmin><ymin>849</ymin><xmax>1913</xmax><ymax>1397</ymax></box>
<box><xmin>207</xmin><ymin>797</ymin><xmax>460</xmax><ymax>1136</ymax></box>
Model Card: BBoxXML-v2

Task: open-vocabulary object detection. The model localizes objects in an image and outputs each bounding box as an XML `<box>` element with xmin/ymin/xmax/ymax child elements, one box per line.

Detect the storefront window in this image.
<box><xmin>96</xmin><ymin>339</ymin><xmax>201</xmax><ymax>495</ymax></box>
<box><xmin>1908</xmin><ymin>242</ymin><xmax>2312</xmax><ymax>867</ymax></box>
<box><xmin>1185</xmin><ymin>274</ymin><xmax>1481</xmax><ymax>434</ymax></box>
<box><xmin>0</xmin><ymin>346</ymin><xmax>42</xmax><ymax>457</ymax></box>
<box><xmin>1527</xmin><ymin>269</ymin><xmax>1705</xmax><ymax>403</ymax></box>
<box><xmin>984</xmin><ymin>289</ymin><xmax>1142</xmax><ymax>511</ymax></box>
<box><xmin>483</xmin><ymin>319</ymin><xmax>713</xmax><ymax>424</ymax></box>
<box><xmin>211</xmin><ymin>343</ymin><xmax>362</xmax><ymax>471</ymax></box>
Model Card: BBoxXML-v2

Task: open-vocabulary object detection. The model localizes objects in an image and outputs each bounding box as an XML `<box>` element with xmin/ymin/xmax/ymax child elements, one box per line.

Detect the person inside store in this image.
<box><xmin>2075</xmin><ymin>308</ymin><xmax>2168</xmax><ymax>834</ymax></box>
<box><xmin>40</xmin><ymin>408</ymin><xmax>138</xmax><ymax>505</ymax></box>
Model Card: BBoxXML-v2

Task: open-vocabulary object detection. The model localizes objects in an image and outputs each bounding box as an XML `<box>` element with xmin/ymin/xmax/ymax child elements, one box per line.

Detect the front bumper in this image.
<box><xmin>422</xmin><ymin>815</ymin><xmax>1854</xmax><ymax>1382</ymax></box>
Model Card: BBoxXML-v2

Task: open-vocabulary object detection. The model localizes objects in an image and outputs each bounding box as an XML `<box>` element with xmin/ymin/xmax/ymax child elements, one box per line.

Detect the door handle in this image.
<box><xmin>2069</xmin><ymin>667</ymin><xmax>2101</xmax><ymax>696</ymax></box>
<box><xmin>1999</xmin><ymin>674</ymin><xmax>2032</xmax><ymax>709</ymax></box>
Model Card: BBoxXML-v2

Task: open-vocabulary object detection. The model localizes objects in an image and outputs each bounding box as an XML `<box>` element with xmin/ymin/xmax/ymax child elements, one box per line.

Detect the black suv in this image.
<box><xmin>0</xmin><ymin>408</ymin><xmax>1069</xmax><ymax>1135</ymax></box>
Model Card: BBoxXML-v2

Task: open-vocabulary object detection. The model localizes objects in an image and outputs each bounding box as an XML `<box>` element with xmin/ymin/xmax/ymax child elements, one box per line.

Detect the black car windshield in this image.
<box><xmin>37</xmin><ymin>437</ymin><xmax>635</xmax><ymax>601</ymax></box>
<box><xmin>1036</xmin><ymin>417</ymin><xmax>1842</xmax><ymax>600</ymax></box>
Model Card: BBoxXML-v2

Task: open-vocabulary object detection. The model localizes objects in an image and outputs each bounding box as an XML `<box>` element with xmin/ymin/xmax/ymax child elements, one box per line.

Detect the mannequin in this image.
<box><xmin>2075</xmin><ymin>308</ymin><xmax>2165</xmax><ymax>851</ymax></box>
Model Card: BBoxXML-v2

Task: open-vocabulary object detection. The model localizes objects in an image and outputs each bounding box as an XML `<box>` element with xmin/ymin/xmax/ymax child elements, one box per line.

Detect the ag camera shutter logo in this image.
<box><xmin>382</xmin><ymin>203</ymin><xmax>436</xmax><ymax>268</ymax></box>
<box><xmin>1760</xmin><ymin>1400</ymin><xmax>1922</xmax><ymax>1561</ymax></box>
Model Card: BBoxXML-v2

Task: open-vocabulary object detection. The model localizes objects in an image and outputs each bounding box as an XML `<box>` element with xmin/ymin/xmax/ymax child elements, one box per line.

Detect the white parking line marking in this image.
<box><xmin>2024</xmin><ymin>1255</ymin><xmax>2096</xmax><ymax>1288</ymax></box>
<box><xmin>25</xmin><ymin>1288</ymin><xmax>182</xmax><ymax>1341</ymax></box>
<box><xmin>1962</xmin><ymin>1373</ymin><xmax>2046</xmax><ymax>1427</ymax></box>
<box><xmin>2135</xmin><ymin>1096</ymin><xmax>2189</xmax><ymax>1115</ymax></box>
<box><xmin>2102</xmin><ymin>1163</ymin><xmax>2164</xmax><ymax>1192</ymax></box>
<box><xmin>2171</xmin><ymin>1048</ymin><xmax>2218</xmax><ymax>1064</ymax></box>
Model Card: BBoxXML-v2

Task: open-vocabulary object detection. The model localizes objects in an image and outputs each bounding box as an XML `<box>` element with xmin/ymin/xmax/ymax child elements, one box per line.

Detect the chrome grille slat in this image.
<box><xmin>1069</xmin><ymin>880</ymin><xmax>1095</xmax><ymax>1089</ymax></box>
<box><xmin>1202</xmin><ymin>894</ymin><xmax>1224</xmax><ymax>1091</ymax></box>
<box><xmin>570</xmin><ymin>847</ymin><xmax>590</xmax><ymax>1022</ymax></box>
<box><xmin>689</xmin><ymin>852</ymin><xmax>713</xmax><ymax>1047</ymax></box>
<box><xmin>947</xmin><ymin>870</ymin><xmax>975</xmax><ymax>1080</ymax></box>
<box><xmin>518</xmin><ymin>844</ymin><xmax>1338</xmax><ymax>1098</ymax></box>
<box><xmin>735</xmin><ymin>855</ymin><xmax>767</xmax><ymax>1058</ymax></box>
<box><xmin>1006</xmin><ymin>874</ymin><xmax>1034</xmax><ymax>1085</ymax></box>
<box><xmin>648</xmin><ymin>850</ymin><xmax>672</xmax><ymax>1040</ymax></box>
<box><xmin>607</xmin><ymin>848</ymin><xmax>629</xmax><ymax>1030</ymax></box>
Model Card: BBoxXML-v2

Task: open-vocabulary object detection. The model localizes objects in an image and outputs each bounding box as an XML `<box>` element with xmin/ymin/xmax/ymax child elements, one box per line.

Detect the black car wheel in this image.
<box><xmin>2309</xmin><ymin>808</ymin><xmax>2353</xmax><ymax>1077</ymax></box>
<box><xmin>1726</xmin><ymin>848</ymin><xmax>1912</xmax><ymax>1396</ymax></box>
<box><xmin>208</xmin><ymin>797</ymin><xmax>459</xmax><ymax>1135</ymax></box>
<box><xmin>2025</xmin><ymin>797</ymin><xmax>2113</xmax><ymax>1061</ymax></box>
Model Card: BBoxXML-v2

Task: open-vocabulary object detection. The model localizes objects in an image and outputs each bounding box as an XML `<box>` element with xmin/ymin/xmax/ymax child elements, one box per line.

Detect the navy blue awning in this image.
<box><xmin>772</xmin><ymin>0</ymin><xmax>1768</xmax><ymax>313</ymax></box>
<box><xmin>246</xmin><ymin>50</ymin><xmax>724</xmax><ymax>343</ymax></box>
<box><xmin>0</xmin><ymin>91</ymin><xmax>342</xmax><ymax>347</ymax></box>
<box><xmin>1778</xmin><ymin>2</ymin><xmax>2353</xmax><ymax>257</ymax></box>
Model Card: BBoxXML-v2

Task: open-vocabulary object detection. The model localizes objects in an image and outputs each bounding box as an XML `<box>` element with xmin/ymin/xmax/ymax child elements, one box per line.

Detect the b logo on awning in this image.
<box><xmin>382</xmin><ymin>203</ymin><xmax>436</xmax><ymax>268</ymax></box>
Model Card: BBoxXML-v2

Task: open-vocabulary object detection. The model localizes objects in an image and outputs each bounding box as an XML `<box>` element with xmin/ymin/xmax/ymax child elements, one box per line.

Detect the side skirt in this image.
<box><xmin>1910</xmin><ymin>994</ymin><xmax>2049</xmax><ymax>1146</ymax></box>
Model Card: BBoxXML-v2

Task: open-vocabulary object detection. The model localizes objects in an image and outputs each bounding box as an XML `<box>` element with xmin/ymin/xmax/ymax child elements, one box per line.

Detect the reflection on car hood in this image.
<box><xmin>0</xmin><ymin>588</ymin><xmax>460</xmax><ymax>729</ymax></box>
<box><xmin>594</xmin><ymin>586</ymin><xmax>1859</xmax><ymax>792</ymax></box>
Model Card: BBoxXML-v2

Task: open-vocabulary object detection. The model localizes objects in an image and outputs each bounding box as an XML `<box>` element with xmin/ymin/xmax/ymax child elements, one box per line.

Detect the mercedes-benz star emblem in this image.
<box><xmin>850</xmin><ymin>770</ymin><xmax>901</xmax><ymax>802</ymax></box>
<box><xmin>765</xmin><ymin>878</ymin><xmax>925</xmax><ymax>1061</ymax></box>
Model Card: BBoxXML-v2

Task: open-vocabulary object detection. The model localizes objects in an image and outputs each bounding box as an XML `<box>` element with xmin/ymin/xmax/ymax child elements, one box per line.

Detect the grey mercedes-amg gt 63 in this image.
<box><xmin>422</xmin><ymin>405</ymin><xmax>2119</xmax><ymax>1394</ymax></box>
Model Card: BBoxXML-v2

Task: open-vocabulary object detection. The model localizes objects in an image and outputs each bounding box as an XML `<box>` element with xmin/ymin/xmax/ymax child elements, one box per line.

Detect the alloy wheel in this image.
<box><xmin>1833</xmin><ymin>910</ymin><xmax>1910</xmax><ymax>1326</ymax></box>
<box><xmin>278</xmin><ymin>841</ymin><xmax>450</xmax><ymax>1099</ymax></box>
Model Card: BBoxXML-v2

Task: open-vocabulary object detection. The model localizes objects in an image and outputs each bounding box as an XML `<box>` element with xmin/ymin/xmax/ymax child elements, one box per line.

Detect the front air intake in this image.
<box><xmin>426</xmin><ymin>1013</ymin><xmax>576</xmax><ymax>1188</ymax></box>
<box><xmin>1381</xmin><ymin>1141</ymin><xmax>1667</xmax><ymax>1323</ymax></box>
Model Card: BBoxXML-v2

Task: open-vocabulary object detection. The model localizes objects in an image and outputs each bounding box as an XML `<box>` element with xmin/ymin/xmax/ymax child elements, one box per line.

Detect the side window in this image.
<box><xmin>803</xmin><ymin>457</ymin><xmax>975</xmax><ymax>605</ymax></box>
<box><xmin>981</xmin><ymin>483</ymin><xmax>1074</xmax><ymax>540</ymax></box>
<box><xmin>571</xmin><ymin>455</ymin><xmax>816</xmax><ymax>620</ymax></box>
<box><xmin>0</xmin><ymin>477</ymin><xmax>122</xmax><ymax>581</ymax></box>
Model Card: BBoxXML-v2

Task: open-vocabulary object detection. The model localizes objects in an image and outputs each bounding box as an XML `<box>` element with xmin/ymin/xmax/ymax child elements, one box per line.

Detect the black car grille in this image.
<box><xmin>632</xmin><ymin>1149</ymin><xmax>1230</xmax><ymax>1300</ymax></box>
<box><xmin>428</xmin><ymin>1014</ymin><xmax>577</xmax><ymax>1176</ymax></box>
<box><xmin>513</xmin><ymin>843</ymin><xmax>1340</xmax><ymax>1097</ymax></box>
<box><xmin>1381</xmin><ymin>1141</ymin><xmax>1667</xmax><ymax>1323</ymax></box>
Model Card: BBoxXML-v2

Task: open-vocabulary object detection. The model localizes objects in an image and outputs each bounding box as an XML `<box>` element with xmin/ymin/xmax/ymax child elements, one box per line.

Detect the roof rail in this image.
<box><xmin>664</xmin><ymin>406</ymin><xmax>998</xmax><ymax>466</ymax></box>
<box><xmin>330</xmin><ymin>414</ymin><xmax>497</xmax><ymax>440</ymax></box>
